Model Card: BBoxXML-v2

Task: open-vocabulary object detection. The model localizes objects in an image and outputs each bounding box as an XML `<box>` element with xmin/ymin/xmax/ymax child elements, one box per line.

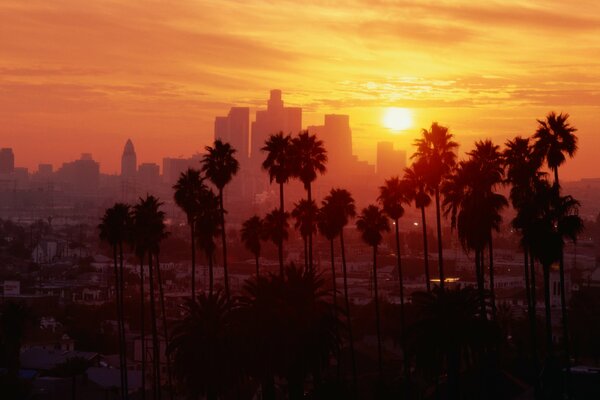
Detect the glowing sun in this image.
<box><xmin>383</xmin><ymin>107</ymin><xmax>413</xmax><ymax>132</ymax></box>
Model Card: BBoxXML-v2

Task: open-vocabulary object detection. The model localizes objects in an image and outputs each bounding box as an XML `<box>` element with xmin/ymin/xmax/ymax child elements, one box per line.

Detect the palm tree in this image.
<box><xmin>241</xmin><ymin>215</ymin><xmax>266</xmax><ymax>277</ymax></box>
<box><xmin>0</xmin><ymin>302</ymin><xmax>32</xmax><ymax>383</ymax></box>
<box><xmin>378</xmin><ymin>176</ymin><xmax>411</xmax><ymax>382</ymax></box>
<box><xmin>403</xmin><ymin>159</ymin><xmax>433</xmax><ymax>291</ymax></box>
<box><xmin>133</xmin><ymin>195</ymin><xmax>167</xmax><ymax>399</ymax></box>
<box><xmin>321</xmin><ymin>188</ymin><xmax>357</xmax><ymax>386</ymax></box>
<box><xmin>291</xmin><ymin>131</ymin><xmax>327</xmax><ymax>273</ymax></box>
<box><xmin>291</xmin><ymin>199</ymin><xmax>318</xmax><ymax>272</ymax></box>
<box><xmin>168</xmin><ymin>292</ymin><xmax>240</xmax><ymax>400</ymax></box>
<box><xmin>504</xmin><ymin>136</ymin><xmax>545</xmax><ymax>392</ymax></box>
<box><xmin>173</xmin><ymin>168</ymin><xmax>206</xmax><ymax>298</ymax></box>
<box><xmin>409</xmin><ymin>287</ymin><xmax>494</xmax><ymax>399</ymax></box>
<box><xmin>99</xmin><ymin>203</ymin><xmax>131</xmax><ymax>399</ymax></box>
<box><xmin>263</xmin><ymin>209</ymin><xmax>290</xmax><ymax>277</ymax></box>
<box><xmin>195</xmin><ymin>188</ymin><xmax>222</xmax><ymax>295</ymax></box>
<box><xmin>356</xmin><ymin>204</ymin><xmax>390</xmax><ymax>378</ymax></box>
<box><xmin>533</xmin><ymin>112</ymin><xmax>577</xmax><ymax>189</ymax></box>
<box><xmin>262</xmin><ymin>133</ymin><xmax>294</xmax><ymax>273</ymax></box>
<box><xmin>412</xmin><ymin>123</ymin><xmax>458</xmax><ymax>290</ymax></box>
<box><xmin>202</xmin><ymin>139</ymin><xmax>240</xmax><ymax>299</ymax></box>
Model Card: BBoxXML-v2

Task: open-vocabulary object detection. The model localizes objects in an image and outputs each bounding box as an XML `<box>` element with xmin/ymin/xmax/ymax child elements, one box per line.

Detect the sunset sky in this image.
<box><xmin>2</xmin><ymin>0</ymin><xmax>600</xmax><ymax>180</ymax></box>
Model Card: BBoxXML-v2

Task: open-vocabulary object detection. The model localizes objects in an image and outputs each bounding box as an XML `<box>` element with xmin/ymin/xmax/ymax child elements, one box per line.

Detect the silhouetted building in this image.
<box><xmin>121</xmin><ymin>139</ymin><xmax>137</xmax><ymax>178</ymax></box>
<box><xmin>308</xmin><ymin>114</ymin><xmax>353</xmax><ymax>171</ymax></box>
<box><xmin>162</xmin><ymin>155</ymin><xmax>201</xmax><ymax>185</ymax></box>
<box><xmin>38</xmin><ymin>164</ymin><xmax>53</xmax><ymax>176</ymax></box>
<box><xmin>138</xmin><ymin>163</ymin><xmax>160</xmax><ymax>189</ymax></box>
<box><xmin>251</xmin><ymin>90</ymin><xmax>301</xmax><ymax>161</ymax></box>
<box><xmin>0</xmin><ymin>148</ymin><xmax>15</xmax><ymax>174</ymax></box>
<box><xmin>56</xmin><ymin>153</ymin><xmax>100</xmax><ymax>192</ymax></box>
<box><xmin>377</xmin><ymin>142</ymin><xmax>406</xmax><ymax>178</ymax></box>
<box><xmin>215</xmin><ymin>107</ymin><xmax>250</xmax><ymax>159</ymax></box>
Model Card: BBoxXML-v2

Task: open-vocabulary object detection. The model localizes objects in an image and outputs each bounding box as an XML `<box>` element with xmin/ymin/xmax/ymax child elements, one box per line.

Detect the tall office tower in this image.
<box><xmin>0</xmin><ymin>148</ymin><xmax>15</xmax><ymax>174</ymax></box>
<box><xmin>121</xmin><ymin>139</ymin><xmax>137</xmax><ymax>178</ymax></box>
<box><xmin>377</xmin><ymin>142</ymin><xmax>407</xmax><ymax>179</ymax></box>
<box><xmin>56</xmin><ymin>154</ymin><xmax>100</xmax><ymax>192</ymax></box>
<box><xmin>307</xmin><ymin>114</ymin><xmax>353</xmax><ymax>173</ymax></box>
<box><xmin>251</xmin><ymin>90</ymin><xmax>302</xmax><ymax>161</ymax></box>
<box><xmin>214</xmin><ymin>107</ymin><xmax>250</xmax><ymax>158</ymax></box>
<box><xmin>138</xmin><ymin>163</ymin><xmax>160</xmax><ymax>190</ymax></box>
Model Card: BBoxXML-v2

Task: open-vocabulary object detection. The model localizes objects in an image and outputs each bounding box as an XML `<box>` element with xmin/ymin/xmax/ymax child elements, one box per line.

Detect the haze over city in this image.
<box><xmin>2</xmin><ymin>1</ymin><xmax>600</xmax><ymax>400</ymax></box>
<box><xmin>2</xmin><ymin>0</ymin><xmax>600</xmax><ymax>181</ymax></box>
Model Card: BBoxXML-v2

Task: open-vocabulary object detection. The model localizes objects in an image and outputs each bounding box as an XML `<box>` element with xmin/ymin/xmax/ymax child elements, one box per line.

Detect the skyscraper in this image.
<box><xmin>308</xmin><ymin>114</ymin><xmax>353</xmax><ymax>170</ymax></box>
<box><xmin>376</xmin><ymin>141</ymin><xmax>406</xmax><ymax>179</ymax></box>
<box><xmin>121</xmin><ymin>139</ymin><xmax>137</xmax><ymax>178</ymax></box>
<box><xmin>0</xmin><ymin>148</ymin><xmax>15</xmax><ymax>174</ymax></box>
<box><xmin>214</xmin><ymin>107</ymin><xmax>250</xmax><ymax>159</ymax></box>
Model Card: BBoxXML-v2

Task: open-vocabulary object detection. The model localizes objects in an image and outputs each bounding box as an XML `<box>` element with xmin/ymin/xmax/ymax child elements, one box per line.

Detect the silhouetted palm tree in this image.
<box><xmin>262</xmin><ymin>133</ymin><xmax>294</xmax><ymax>272</ymax></box>
<box><xmin>409</xmin><ymin>287</ymin><xmax>494</xmax><ymax>399</ymax></box>
<box><xmin>168</xmin><ymin>291</ymin><xmax>240</xmax><ymax>400</ymax></box>
<box><xmin>241</xmin><ymin>215</ymin><xmax>266</xmax><ymax>277</ymax></box>
<box><xmin>263</xmin><ymin>209</ymin><xmax>290</xmax><ymax>277</ymax></box>
<box><xmin>378</xmin><ymin>176</ymin><xmax>411</xmax><ymax>382</ymax></box>
<box><xmin>533</xmin><ymin>112</ymin><xmax>577</xmax><ymax>189</ymax></box>
<box><xmin>173</xmin><ymin>168</ymin><xmax>206</xmax><ymax>298</ymax></box>
<box><xmin>322</xmin><ymin>188</ymin><xmax>357</xmax><ymax>386</ymax></box>
<box><xmin>356</xmin><ymin>204</ymin><xmax>390</xmax><ymax>378</ymax></box>
<box><xmin>99</xmin><ymin>203</ymin><xmax>131</xmax><ymax>399</ymax></box>
<box><xmin>0</xmin><ymin>302</ymin><xmax>32</xmax><ymax>384</ymax></box>
<box><xmin>412</xmin><ymin>123</ymin><xmax>458</xmax><ymax>290</ymax></box>
<box><xmin>291</xmin><ymin>131</ymin><xmax>327</xmax><ymax>273</ymax></box>
<box><xmin>291</xmin><ymin>199</ymin><xmax>318</xmax><ymax>272</ymax></box>
<box><xmin>202</xmin><ymin>139</ymin><xmax>240</xmax><ymax>298</ymax></box>
<box><xmin>403</xmin><ymin>159</ymin><xmax>433</xmax><ymax>291</ymax></box>
<box><xmin>133</xmin><ymin>195</ymin><xmax>167</xmax><ymax>399</ymax></box>
<box><xmin>195</xmin><ymin>189</ymin><xmax>222</xmax><ymax>295</ymax></box>
<box><xmin>504</xmin><ymin>136</ymin><xmax>544</xmax><ymax>389</ymax></box>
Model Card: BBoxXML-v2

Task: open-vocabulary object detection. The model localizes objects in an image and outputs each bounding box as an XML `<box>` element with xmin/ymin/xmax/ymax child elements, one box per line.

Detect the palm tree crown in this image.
<box><xmin>173</xmin><ymin>168</ymin><xmax>206</xmax><ymax>224</ymax></box>
<box><xmin>378</xmin><ymin>176</ymin><xmax>410</xmax><ymax>221</ymax></box>
<box><xmin>356</xmin><ymin>205</ymin><xmax>390</xmax><ymax>248</ymax></box>
<box><xmin>291</xmin><ymin>131</ymin><xmax>327</xmax><ymax>190</ymax></box>
<box><xmin>241</xmin><ymin>215</ymin><xmax>265</xmax><ymax>260</ymax></box>
<box><xmin>261</xmin><ymin>132</ymin><xmax>294</xmax><ymax>185</ymax></box>
<box><xmin>201</xmin><ymin>139</ymin><xmax>240</xmax><ymax>190</ymax></box>
<box><xmin>533</xmin><ymin>111</ymin><xmax>577</xmax><ymax>184</ymax></box>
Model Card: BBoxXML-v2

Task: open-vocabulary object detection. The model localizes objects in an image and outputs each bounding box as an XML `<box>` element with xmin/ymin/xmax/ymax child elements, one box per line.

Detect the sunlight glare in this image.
<box><xmin>382</xmin><ymin>107</ymin><xmax>413</xmax><ymax>132</ymax></box>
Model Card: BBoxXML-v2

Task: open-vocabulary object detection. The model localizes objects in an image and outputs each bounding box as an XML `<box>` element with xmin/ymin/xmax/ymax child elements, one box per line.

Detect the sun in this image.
<box><xmin>383</xmin><ymin>107</ymin><xmax>413</xmax><ymax>132</ymax></box>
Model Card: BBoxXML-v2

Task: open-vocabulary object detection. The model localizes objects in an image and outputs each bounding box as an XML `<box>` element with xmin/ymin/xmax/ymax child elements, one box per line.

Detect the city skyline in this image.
<box><xmin>2</xmin><ymin>1</ymin><xmax>600</xmax><ymax>181</ymax></box>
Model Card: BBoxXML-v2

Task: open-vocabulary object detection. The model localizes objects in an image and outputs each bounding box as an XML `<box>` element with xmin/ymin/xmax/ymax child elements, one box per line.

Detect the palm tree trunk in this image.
<box><xmin>420</xmin><ymin>206</ymin><xmax>431</xmax><ymax>292</ymax></box>
<box><xmin>119</xmin><ymin>241</ymin><xmax>129</xmax><ymax>399</ymax></box>
<box><xmin>140</xmin><ymin>256</ymin><xmax>146</xmax><ymax>400</ymax></box>
<box><xmin>394</xmin><ymin>219</ymin><xmax>410</xmax><ymax>386</ymax></box>
<box><xmin>278</xmin><ymin>182</ymin><xmax>285</xmax><ymax>277</ymax></box>
<box><xmin>558</xmin><ymin>246</ymin><xmax>572</xmax><ymax>396</ymax></box>
<box><xmin>218</xmin><ymin>189</ymin><xmax>230</xmax><ymax>299</ymax></box>
<box><xmin>208</xmin><ymin>251</ymin><xmax>214</xmax><ymax>296</ymax></box>
<box><xmin>340</xmin><ymin>230</ymin><xmax>357</xmax><ymax>388</ymax></box>
<box><xmin>155</xmin><ymin>253</ymin><xmax>174</xmax><ymax>400</ymax></box>
<box><xmin>525</xmin><ymin>249</ymin><xmax>540</xmax><ymax>398</ymax></box>
<box><xmin>434</xmin><ymin>187</ymin><xmax>445</xmax><ymax>290</ymax></box>
<box><xmin>330</xmin><ymin>238</ymin><xmax>341</xmax><ymax>379</ymax></box>
<box><xmin>476</xmin><ymin>249</ymin><xmax>486</xmax><ymax>320</ymax></box>
<box><xmin>190</xmin><ymin>223</ymin><xmax>196</xmax><ymax>299</ymax></box>
<box><xmin>307</xmin><ymin>183</ymin><xmax>313</xmax><ymax>273</ymax></box>
<box><xmin>530</xmin><ymin>253</ymin><xmax>541</xmax><ymax>398</ymax></box>
<box><xmin>489</xmin><ymin>236</ymin><xmax>496</xmax><ymax>319</ymax></box>
<box><xmin>112</xmin><ymin>244</ymin><xmax>126</xmax><ymax>400</ymax></box>
<box><xmin>255</xmin><ymin>254</ymin><xmax>260</xmax><ymax>277</ymax></box>
<box><xmin>303</xmin><ymin>236</ymin><xmax>308</xmax><ymax>273</ymax></box>
<box><xmin>147</xmin><ymin>253</ymin><xmax>161</xmax><ymax>400</ymax></box>
<box><xmin>372</xmin><ymin>244</ymin><xmax>383</xmax><ymax>379</ymax></box>
<box><xmin>542</xmin><ymin>264</ymin><xmax>553</xmax><ymax>358</ymax></box>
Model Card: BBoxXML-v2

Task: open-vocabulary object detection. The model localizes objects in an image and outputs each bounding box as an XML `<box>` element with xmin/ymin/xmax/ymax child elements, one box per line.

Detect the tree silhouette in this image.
<box><xmin>241</xmin><ymin>215</ymin><xmax>266</xmax><ymax>277</ymax></box>
<box><xmin>195</xmin><ymin>188</ymin><xmax>222</xmax><ymax>295</ymax></box>
<box><xmin>173</xmin><ymin>168</ymin><xmax>206</xmax><ymax>298</ymax></box>
<box><xmin>291</xmin><ymin>131</ymin><xmax>327</xmax><ymax>273</ymax></box>
<box><xmin>291</xmin><ymin>199</ymin><xmax>318</xmax><ymax>272</ymax></box>
<box><xmin>99</xmin><ymin>203</ymin><xmax>131</xmax><ymax>399</ymax></box>
<box><xmin>412</xmin><ymin>122</ymin><xmax>458</xmax><ymax>290</ymax></box>
<box><xmin>262</xmin><ymin>132</ymin><xmax>294</xmax><ymax>273</ymax></box>
<box><xmin>321</xmin><ymin>188</ymin><xmax>357</xmax><ymax>386</ymax></box>
<box><xmin>403</xmin><ymin>159</ymin><xmax>433</xmax><ymax>291</ymax></box>
<box><xmin>377</xmin><ymin>176</ymin><xmax>411</xmax><ymax>382</ymax></box>
<box><xmin>263</xmin><ymin>209</ymin><xmax>290</xmax><ymax>277</ymax></box>
<box><xmin>356</xmin><ymin>204</ymin><xmax>390</xmax><ymax>378</ymax></box>
<box><xmin>202</xmin><ymin>139</ymin><xmax>240</xmax><ymax>299</ymax></box>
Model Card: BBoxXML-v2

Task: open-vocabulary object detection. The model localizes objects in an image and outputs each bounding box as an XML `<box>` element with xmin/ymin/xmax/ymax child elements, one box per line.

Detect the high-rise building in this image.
<box><xmin>121</xmin><ymin>139</ymin><xmax>137</xmax><ymax>178</ymax></box>
<box><xmin>162</xmin><ymin>155</ymin><xmax>202</xmax><ymax>185</ymax></box>
<box><xmin>214</xmin><ymin>107</ymin><xmax>250</xmax><ymax>158</ymax></box>
<box><xmin>251</xmin><ymin>90</ymin><xmax>302</xmax><ymax>161</ymax></box>
<box><xmin>308</xmin><ymin>114</ymin><xmax>353</xmax><ymax>171</ymax></box>
<box><xmin>0</xmin><ymin>148</ymin><xmax>15</xmax><ymax>174</ymax></box>
<box><xmin>56</xmin><ymin>154</ymin><xmax>100</xmax><ymax>192</ymax></box>
<box><xmin>138</xmin><ymin>163</ymin><xmax>160</xmax><ymax>189</ymax></box>
<box><xmin>376</xmin><ymin>142</ymin><xmax>406</xmax><ymax>178</ymax></box>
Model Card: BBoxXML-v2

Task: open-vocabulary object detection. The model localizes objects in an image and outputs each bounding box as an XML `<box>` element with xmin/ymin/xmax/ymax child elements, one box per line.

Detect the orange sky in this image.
<box><xmin>1</xmin><ymin>0</ymin><xmax>600</xmax><ymax>180</ymax></box>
